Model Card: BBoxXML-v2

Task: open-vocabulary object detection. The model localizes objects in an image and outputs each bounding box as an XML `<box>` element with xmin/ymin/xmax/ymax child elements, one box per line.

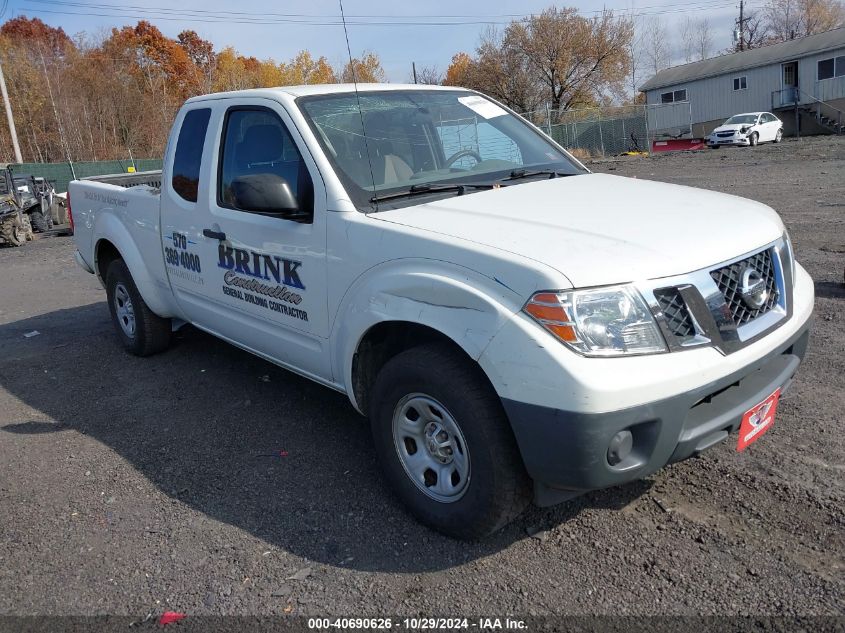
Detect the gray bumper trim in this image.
<box><xmin>501</xmin><ymin>318</ymin><xmax>811</xmax><ymax>506</ymax></box>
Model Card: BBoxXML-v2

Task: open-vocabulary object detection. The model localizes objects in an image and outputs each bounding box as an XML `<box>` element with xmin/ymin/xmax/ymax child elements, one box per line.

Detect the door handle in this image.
<box><xmin>203</xmin><ymin>228</ymin><xmax>226</xmax><ymax>241</ymax></box>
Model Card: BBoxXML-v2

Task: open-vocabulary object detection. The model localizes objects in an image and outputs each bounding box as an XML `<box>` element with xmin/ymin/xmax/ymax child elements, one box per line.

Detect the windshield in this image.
<box><xmin>725</xmin><ymin>114</ymin><xmax>759</xmax><ymax>125</ymax></box>
<box><xmin>297</xmin><ymin>89</ymin><xmax>585</xmax><ymax>211</ymax></box>
<box><xmin>14</xmin><ymin>178</ymin><xmax>33</xmax><ymax>194</ymax></box>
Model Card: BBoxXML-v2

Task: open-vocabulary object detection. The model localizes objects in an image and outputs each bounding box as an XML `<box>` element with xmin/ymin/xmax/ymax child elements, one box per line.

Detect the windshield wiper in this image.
<box><xmin>370</xmin><ymin>182</ymin><xmax>503</xmax><ymax>204</ymax></box>
<box><xmin>502</xmin><ymin>169</ymin><xmax>569</xmax><ymax>182</ymax></box>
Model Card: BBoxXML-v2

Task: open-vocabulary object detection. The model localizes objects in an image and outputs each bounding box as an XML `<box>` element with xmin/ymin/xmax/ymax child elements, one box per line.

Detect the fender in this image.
<box><xmin>93</xmin><ymin>212</ymin><xmax>181</xmax><ymax>318</ymax></box>
<box><xmin>331</xmin><ymin>258</ymin><xmax>523</xmax><ymax>412</ymax></box>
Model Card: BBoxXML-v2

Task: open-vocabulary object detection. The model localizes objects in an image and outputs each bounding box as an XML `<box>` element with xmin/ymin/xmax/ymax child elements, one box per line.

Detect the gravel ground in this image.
<box><xmin>0</xmin><ymin>136</ymin><xmax>843</xmax><ymax>622</ymax></box>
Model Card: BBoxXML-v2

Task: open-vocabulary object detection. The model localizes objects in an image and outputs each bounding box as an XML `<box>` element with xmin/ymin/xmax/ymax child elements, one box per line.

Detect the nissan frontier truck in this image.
<box><xmin>70</xmin><ymin>84</ymin><xmax>814</xmax><ymax>538</ymax></box>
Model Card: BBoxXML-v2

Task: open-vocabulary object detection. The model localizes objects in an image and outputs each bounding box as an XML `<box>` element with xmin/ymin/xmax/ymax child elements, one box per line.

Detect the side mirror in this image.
<box><xmin>230</xmin><ymin>174</ymin><xmax>309</xmax><ymax>221</ymax></box>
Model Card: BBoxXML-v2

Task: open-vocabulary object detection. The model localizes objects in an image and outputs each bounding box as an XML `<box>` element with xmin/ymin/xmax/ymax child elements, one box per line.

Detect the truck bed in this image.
<box><xmin>70</xmin><ymin>172</ymin><xmax>172</xmax><ymax>316</ymax></box>
<box><xmin>83</xmin><ymin>170</ymin><xmax>163</xmax><ymax>190</ymax></box>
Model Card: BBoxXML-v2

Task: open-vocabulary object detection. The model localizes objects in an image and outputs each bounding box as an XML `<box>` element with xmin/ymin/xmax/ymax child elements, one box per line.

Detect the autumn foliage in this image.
<box><xmin>0</xmin><ymin>17</ymin><xmax>385</xmax><ymax>163</ymax></box>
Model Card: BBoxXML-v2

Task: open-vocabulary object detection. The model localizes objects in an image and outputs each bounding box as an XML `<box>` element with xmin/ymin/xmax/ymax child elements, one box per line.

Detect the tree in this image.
<box><xmin>509</xmin><ymin>8</ymin><xmax>633</xmax><ymax>110</ymax></box>
<box><xmin>177</xmin><ymin>30</ymin><xmax>215</xmax><ymax>92</ymax></box>
<box><xmin>643</xmin><ymin>18</ymin><xmax>669</xmax><ymax>75</ymax></box>
<box><xmin>0</xmin><ymin>16</ymin><xmax>72</xmax><ymax>56</ymax></box>
<box><xmin>764</xmin><ymin>0</ymin><xmax>845</xmax><ymax>41</ymax></box>
<box><xmin>0</xmin><ymin>14</ymin><xmax>381</xmax><ymax>162</ymax></box>
<box><xmin>681</xmin><ymin>17</ymin><xmax>695</xmax><ymax>63</ymax></box>
<box><xmin>736</xmin><ymin>11</ymin><xmax>769</xmax><ymax>50</ymax></box>
<box><xmin>454</xmin><ymin>8</ymin><xmax>633</xmax><ymax>113</ymax></box>
<box><xmin>695</xmin><ymin>18</ymin><xmax>713</xmax><ymax>60</ymax></box>
<box><xmin>0</xmin><ymin>17</ymin><xmax>76</xmax><ymax>161</ymax></box>
<box><xmin>414</xmin><ymin>65</ymin><xmax>442</xmax><ymax>85</ymax></box>
<box><xmin>444</xmin><ymin>52</ymin><xmax>472</xmax><ymax>86</ymax></box>
<box><xmin>280</xmin><ymin>50</ymin><xmax>336</xmax><ymax>85</ymax></box>
<box><xmin>628</xmin><ymin>16</ymin><xmax>645</xmax><ymax>96</ymax></box>
<box><xmin>341</xmin><ymin>51</ymin><xmax>386</xmax><ymax>83</ymax></box>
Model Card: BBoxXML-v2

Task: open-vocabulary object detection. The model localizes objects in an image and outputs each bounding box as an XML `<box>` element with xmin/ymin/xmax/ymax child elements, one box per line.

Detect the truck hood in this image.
<box><xmin>374</xmin><ymin>173</ymin><xmax>784</xmax><ymax>288</ymax></box>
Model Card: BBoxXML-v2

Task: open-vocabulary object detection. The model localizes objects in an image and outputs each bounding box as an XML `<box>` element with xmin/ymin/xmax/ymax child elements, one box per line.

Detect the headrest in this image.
<box><xmin>239</xmin><ymin>124</ymin><xmax>285</xmax><ymax>165</ymax></box>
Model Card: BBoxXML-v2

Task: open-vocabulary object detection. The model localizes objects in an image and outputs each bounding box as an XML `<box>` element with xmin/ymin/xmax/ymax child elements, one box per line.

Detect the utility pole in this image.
<box><xmin>735</xmin><ymin>0</ymin><xmax>750</xmax><ymax>51</ymax></box>
<box><xmin>0</xmin><ymin>59</ymin><xmax>22</xmax><ymax>164</ymax></box>
<box><xmin>412</xmin><ymin>62</ymin><xmax>418</xmax><ymax>84</ymax></box>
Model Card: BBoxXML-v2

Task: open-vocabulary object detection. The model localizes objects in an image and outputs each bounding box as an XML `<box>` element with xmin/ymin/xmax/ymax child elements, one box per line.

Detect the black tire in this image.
<box><xmin>749</xmin><ymin>132</ymin><xmax>759</xmax><ymax>146</ymax></box>
<box><xmin>369</xmin><ymin>342</ymin><xmax>531</xmax><ymax>539</ymax></box>
<box><xmin>709</xmin><ymin>145</ymin><xmax>720</xmax><ymax>149</ymax></box>
<box><xmin>29</xmin><ymin>210</ymin><xmax>50</xmax><ymax>232</ymax></box>
<box><xmin>105</xmin><ymin>259</ymin><xmax>171</xmax><ymax>356</ymax></box>
<box><xmin>0</xmin><ymin>215</ymin><xmax>26</xmax><ymax>246</ymax></box>
<box><xmin>20</xmin><ymin>214</ymin><xmax>33</xmax><ymax>241</ymax></box>
<box><xmin>774</xmin><ymin>128</ymin><xmax>783</xmax><ymax>143</ymax></box>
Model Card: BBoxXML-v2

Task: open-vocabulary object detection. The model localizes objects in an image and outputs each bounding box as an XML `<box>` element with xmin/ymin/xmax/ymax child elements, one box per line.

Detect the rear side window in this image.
<box><xmin>172</xmin><ymin>108</ymin><xmax>211</xmax><ymax>202</ymax></box>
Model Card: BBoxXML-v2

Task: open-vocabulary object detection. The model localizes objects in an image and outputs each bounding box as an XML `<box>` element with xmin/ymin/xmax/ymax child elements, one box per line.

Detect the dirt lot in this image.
<box><xmin>0</xmin><ymin>136</ymin><xmax>843</xmax><ymax>622</ymax></box>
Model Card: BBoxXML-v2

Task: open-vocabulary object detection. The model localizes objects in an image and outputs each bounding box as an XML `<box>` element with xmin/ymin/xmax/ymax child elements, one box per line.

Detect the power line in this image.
<box><xmin>23</xmin><ymin>0</ymin><xmax>748</xmax><ymax>26</ymax></box>
<box><xmin>26</xmin><ymin>0</ymin><xmax>745</xmax><ymax>19</ymax></box>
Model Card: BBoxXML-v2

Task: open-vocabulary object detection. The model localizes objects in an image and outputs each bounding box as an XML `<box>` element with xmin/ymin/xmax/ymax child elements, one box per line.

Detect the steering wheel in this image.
<box><xmin>444</xmin><ymin>149</ymin><xmax>483</xmax><ymax>168</ymax></box>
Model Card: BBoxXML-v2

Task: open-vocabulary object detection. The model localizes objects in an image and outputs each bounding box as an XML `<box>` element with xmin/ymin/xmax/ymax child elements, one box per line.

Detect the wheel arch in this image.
<box><xmin>92</xmin><ymin>215</ymin><xmax>179</xmax><ymax>318</ymax></box>
<box><xmin>334</xmin><ymin>259</ymin><xmax>522</xmax><ymax>414</ymax></box>
<box><xmin>351</xmin><ymin>320</ymin><xmax>494</xmax><ymax>416</ymax></box>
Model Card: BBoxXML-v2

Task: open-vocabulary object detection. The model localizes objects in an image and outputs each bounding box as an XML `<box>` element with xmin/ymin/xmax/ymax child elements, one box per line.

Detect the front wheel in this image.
<box><xmin>774</xmin><ymin>128</ymin><xmax>783</xmax><ymax>143</ymax></box>
<box><xmin>369</xmin><ymin>343</ymin><xmax>531</xmax><ymax>539</ymax></box>
<box><xmin>29</xmin><ymin>210</ymin><xmax>51</xmax><ymax>232</ymax></box>
<box><xmin>106</xmin><ymin>259</ymin><xmax>171</xmax><ymax>356</ymax></box>
<box><xmin>749</xmin><ymin>132</ymin><xmax>759</xmax><ymax>146</ymax></box>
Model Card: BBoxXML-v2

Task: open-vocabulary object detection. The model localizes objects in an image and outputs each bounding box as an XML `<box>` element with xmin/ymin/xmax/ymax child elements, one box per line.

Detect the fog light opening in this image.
<box><xmin>607</xmin><ymin>430</ymin><xmax>634</xmax><ymax>466</ymax></box>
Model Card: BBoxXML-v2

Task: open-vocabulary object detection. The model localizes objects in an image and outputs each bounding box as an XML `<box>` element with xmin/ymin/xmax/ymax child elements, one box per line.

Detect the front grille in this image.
<box><xmin>710</xmin><ymin>249</ymin><xmax>778</xmax><ymax>326</ymax></box>
<box><xmin>716</xmin><ymin>131</ymin><xmax>734</xmax><ymax>137</ymax></box>
<box><xmin>654</xmin><ymin>288</ymin><xmax>696</xmax><ymax>339</ymax></box>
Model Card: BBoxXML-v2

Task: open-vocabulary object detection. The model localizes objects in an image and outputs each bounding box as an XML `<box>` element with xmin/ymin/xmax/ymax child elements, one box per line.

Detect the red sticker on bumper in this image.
<box><xmin>737</xmin><ymin>388</ymin><xmax>780</xmax><ymax>452</ymax></box>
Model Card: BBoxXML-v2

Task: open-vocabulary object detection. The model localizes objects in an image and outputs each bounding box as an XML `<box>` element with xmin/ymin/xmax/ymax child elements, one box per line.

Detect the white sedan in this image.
<box><xmin>708</xmin><ymin>112</ymin><xmax>783</xmax><ymax>148</ymax></box>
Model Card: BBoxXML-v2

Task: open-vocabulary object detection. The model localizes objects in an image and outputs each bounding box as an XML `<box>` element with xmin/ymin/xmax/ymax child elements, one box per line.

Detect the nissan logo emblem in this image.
<box><xmin>740</xmin><ymin>266</ymin><xmax>768</xmax><ymax>309</ymax></box>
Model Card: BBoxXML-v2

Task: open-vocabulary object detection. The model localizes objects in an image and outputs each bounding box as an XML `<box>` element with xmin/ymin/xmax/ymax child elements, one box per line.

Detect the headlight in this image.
<box><xmin>523</xmin><ymin>285</ymin><xmax>668</xmax><ymax>357</ymax></box>
<box><xmin>783</xmin><ymin>230</ymin><xmax>796</xmax><ymax>281</ymax></box>
<box><xmin>739</xmin><ymin>126</ymin><xmax>749</xmax><ymax>135</ymax></box>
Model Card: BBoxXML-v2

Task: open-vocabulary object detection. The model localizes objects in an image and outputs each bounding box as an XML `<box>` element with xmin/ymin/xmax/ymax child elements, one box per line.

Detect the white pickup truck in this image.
<box><xmin>71</xmin><ymin>84</ymin><xmax>814</xmax><ymax>539</ymax></box>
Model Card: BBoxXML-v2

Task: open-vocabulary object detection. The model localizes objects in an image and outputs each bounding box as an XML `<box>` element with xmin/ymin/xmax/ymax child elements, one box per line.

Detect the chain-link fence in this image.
<box><xmin>521</xmin><ymin>102</ymin><xmax>694</xmax><ymax>158</ymax></box>
<box><xmin>3</xmin><ymin>158</ymin><xmax>163</xmax><ymax>194</ymax></box>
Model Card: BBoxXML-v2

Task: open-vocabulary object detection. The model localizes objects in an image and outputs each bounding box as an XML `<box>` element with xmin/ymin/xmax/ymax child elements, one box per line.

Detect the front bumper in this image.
<box><xmin>709</xmin><ymin>136</ymin><xmax>750</xmax><ymax>146</ymax></box>
<box><xmin>501</xmin><ymin>319</ymin><xmax>811</xmax><ymax>505</ymax></box>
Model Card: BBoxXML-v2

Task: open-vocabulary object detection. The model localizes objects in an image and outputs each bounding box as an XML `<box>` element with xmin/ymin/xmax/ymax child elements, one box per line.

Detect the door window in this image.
<box><xmin>218</xmin><ymin>108</ymin><xmax>314</xmax><ymax>222</ymax></box>
<box><xmin>172</xmin><ymin>108</ymin><xmax>211</xmax><ymax>203</ymax></box>
<box><xmin>783</xmin><ymin>63</ymin><xmax>797</xmax><ymax>86</ymax></box>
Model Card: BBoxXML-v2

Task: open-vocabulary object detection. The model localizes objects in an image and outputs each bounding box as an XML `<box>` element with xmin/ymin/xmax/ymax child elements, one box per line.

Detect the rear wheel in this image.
<box><xmin>369</xmin><ymin>343</ymin><xmax>531</xmax><ymax>539</ymax></box>
<box><xmin>29</xmin><ymin>210</ymin><xmax>50</xmax><ymax>232</ymax></box>
<box><xmin>106</xmin><ymin>259</ymin><xmax>171</xmax><ymax>356</ymax></box>
<box><xmin>0</xmin><ymin>215</ymin><xmax>26</xmax><ymax>246</ymax></box>
<box><xmin>749</xmin><ymin>132</ymin><xmax>759</xmax><ymax>146</ymax></box>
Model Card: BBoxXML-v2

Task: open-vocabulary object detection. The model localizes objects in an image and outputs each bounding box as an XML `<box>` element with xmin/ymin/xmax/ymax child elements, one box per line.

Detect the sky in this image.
<box><xmin>4</xmin><ymin>0</ymin><xmax>746</xmax><ymax>83</ymax></box>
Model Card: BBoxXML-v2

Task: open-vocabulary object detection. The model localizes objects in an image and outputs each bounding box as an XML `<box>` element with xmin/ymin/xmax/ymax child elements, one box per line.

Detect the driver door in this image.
<box><xmin>162</xmin><ymin>98</ymin><xmax>330</xmax><ymax>379</ymax></box>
